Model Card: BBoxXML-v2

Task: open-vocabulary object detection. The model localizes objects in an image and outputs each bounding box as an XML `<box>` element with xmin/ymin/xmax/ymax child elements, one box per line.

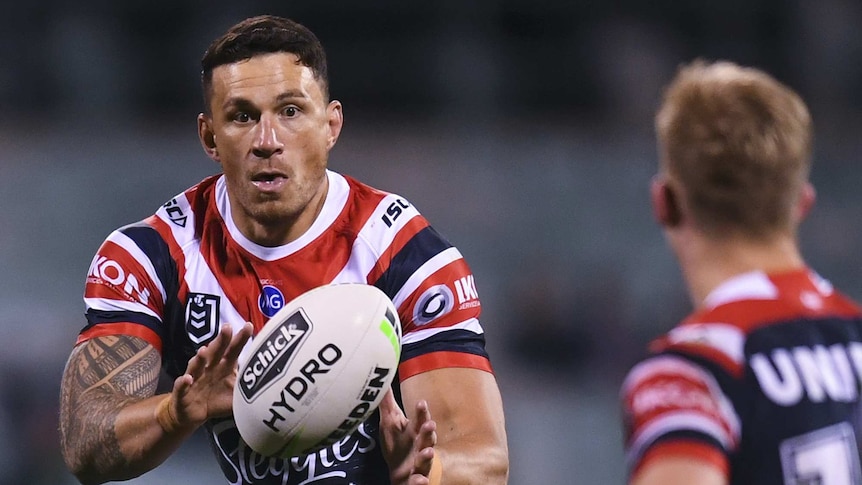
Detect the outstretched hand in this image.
<box><xmin>163</xmin><ymin>321</ymin><xmax>254</xmax><ymax>430</ymax></box>
<box><xmin>379</xmin><ymin>390</ymin><xmax>438</xmax><ymax>485</ymax></box>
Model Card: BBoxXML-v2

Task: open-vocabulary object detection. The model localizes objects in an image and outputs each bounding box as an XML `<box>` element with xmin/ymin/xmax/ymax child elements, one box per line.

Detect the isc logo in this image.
<box><xmin>88</xmin><ymin>256</ymin><xmax>150</xmax><ymax>305</ymax></box>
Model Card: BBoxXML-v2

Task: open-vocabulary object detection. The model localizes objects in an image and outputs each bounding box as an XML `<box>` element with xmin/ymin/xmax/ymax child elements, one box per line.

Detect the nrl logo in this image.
<box><xmin>186</xmin><ymin>293</ymin><xmax>220</xmax><ymax>345</ymax></box>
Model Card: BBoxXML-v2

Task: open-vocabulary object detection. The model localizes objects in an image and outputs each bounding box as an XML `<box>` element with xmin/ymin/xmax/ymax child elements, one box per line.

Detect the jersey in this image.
<box><xmin>621</xmin><ymin>269</ymin><xmax>862</xmax><ymax>485</ymax></box>
<box><xmin>77</xmin><ymin>170</ymin><xmax>493</xmax><ymax>485</ymax></box>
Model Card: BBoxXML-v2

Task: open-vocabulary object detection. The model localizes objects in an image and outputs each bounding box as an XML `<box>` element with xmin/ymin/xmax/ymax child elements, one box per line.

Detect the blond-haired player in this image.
<box><xmin>622</xmin><ymin>60</ymin><xmax>862</xmax><ymax>485</ymax></box>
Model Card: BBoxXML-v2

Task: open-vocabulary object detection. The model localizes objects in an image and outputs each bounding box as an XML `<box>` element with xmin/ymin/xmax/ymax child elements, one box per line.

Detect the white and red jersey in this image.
<box><xmin>622</xmin><ymin>269</ymin><xmax>862</xmax><ymax>485</ymax></box>
<box><xmin>77</xmin><ymin>170</ymin><xmax>492</xmax><ymax>485</ymax></box>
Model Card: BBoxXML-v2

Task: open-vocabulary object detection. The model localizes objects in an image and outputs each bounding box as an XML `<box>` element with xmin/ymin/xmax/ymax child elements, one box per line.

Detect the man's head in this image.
<box><xmin>652</xmin><ymin>60</ymin><xmax>813</xmax><ymax>241</ymax></box>
<box><xmin>196</xmin><ymin>16</ymin><xmax>343</xmax><ymax>247</ymax></box>
<box><xmin>201</xmin><ymin>15</ymin><xmax>330</xmax><ymax>114</ymax></box>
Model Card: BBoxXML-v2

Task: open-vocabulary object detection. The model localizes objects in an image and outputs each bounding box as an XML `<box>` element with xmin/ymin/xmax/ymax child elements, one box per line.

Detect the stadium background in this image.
<box><xmin>0</xmin><ymin>1</ymin><xmax>860</xmax><ymax>483</ymax></box>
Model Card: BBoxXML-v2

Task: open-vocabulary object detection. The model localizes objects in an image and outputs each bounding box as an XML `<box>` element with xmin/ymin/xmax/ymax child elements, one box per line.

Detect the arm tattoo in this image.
<box><xmin>59</xmin><ymin>335</ymin><xmax>161</xmax><ymax>477</ymax></box>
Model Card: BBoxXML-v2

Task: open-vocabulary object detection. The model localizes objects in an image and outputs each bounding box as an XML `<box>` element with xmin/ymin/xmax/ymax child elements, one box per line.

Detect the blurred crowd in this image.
<box><xmin>3</xmin><ymin>1</ymin><xmax>861</xmax><ymax>127</ymax></box>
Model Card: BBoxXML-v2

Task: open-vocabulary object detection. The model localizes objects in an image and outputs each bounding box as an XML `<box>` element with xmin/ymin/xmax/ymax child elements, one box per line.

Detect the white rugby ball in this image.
<box><xmin>233</xmin><ymin>283</ymin><xmax>402</xmax><ymax>458</ymax></box>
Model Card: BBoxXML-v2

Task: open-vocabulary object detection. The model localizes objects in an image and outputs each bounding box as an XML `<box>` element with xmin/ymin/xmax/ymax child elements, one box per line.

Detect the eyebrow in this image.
<box><xmin>220</xmin><ymin>90</ymin><xmax>309</xmax><ymax>111</ymax></box>
<box><xmin>276</xmin><ymin>90</ymin><xmax>308</xmax><ymax>102</ymax></box>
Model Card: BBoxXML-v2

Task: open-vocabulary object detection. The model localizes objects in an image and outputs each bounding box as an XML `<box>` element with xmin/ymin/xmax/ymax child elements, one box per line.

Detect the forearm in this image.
<box><xmin>435</xmin><ymin>439</ymin><xmax>509</xmax><ymax>485</ymax></box>
<box><xmin>112</xmin><ymin>394</ymin><xmax>198</xmax><ymax>480</ymax></box>
<box><xmin>61</xmin><ymin>391</ymin><xmax>195</xmax><ymax>484</ymax></box>
<box><xmin>401</xmin><ymin>368</ymin><xmax>510</xmax><ymax>484</ymax></box>
<box><xmin>59</xmin><ymin>337</ymin><xmax>198</xmax><ymax>485</ymax></box>
<box><xmin>60</xmin><ymin>326</ymin><xmax>251</xmax><ymax>484</ymax></box>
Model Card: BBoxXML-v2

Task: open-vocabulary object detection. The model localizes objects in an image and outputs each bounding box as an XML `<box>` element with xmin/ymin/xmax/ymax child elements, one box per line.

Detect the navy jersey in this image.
<box><xmin>77</xmin><ymin>171</ymin><xmax>493</xmax><ymax>484</ymax></box>
<box><xmin>622</xmin><ymin>269</ymin><xmax>862</xmax><ymax>484</ymax></box>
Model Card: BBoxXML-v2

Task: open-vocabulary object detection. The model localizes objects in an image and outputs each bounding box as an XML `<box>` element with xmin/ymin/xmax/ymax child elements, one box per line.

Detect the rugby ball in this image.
<box><xmin>233</xmin><ymin>283</ymin><xmax>402</xmax><ymax>458</ymax></box>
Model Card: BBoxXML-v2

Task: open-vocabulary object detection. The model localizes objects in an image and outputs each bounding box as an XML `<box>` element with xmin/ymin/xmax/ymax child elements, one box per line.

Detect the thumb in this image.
<box><xmin>378</xmin><ymin>389</ymin><xmax>405</xmax><ymax>425</ymax></box>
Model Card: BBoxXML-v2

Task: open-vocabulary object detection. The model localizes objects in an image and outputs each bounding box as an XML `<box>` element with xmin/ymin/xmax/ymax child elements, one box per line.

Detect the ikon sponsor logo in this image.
<box><xmin>413</xmin><ymin>285</ymin><xmax>454</xmax><ymax>326</ymax></box>
<box><xmin>454</xmin><ymin>275</ymin><xmax>478</xmax><ymax>304</ymax></box>
<box><xmin>88</xmin><ymin>256</ymin><xmax>150</xmax><ymax>305</ymax></box>
<box><xmin>239</xmin><ymin>310</ymin><xmax>311</xmax><ymax>402</ymax></box>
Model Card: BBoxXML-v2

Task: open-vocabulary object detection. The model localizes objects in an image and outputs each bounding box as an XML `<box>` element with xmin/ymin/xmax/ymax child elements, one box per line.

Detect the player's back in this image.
<box><xmin>622</xmin><ymin>269</ymin><xmax>862</xmax><ymax>484</ymax></box>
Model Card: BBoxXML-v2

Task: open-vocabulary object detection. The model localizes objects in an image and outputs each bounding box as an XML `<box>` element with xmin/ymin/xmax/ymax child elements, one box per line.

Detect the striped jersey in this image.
<box><xmin>77</xmin><ymin>170</ymin><xmax>492</xmax><ymax>484</ymax></box>
<box><xmin>621</xmin><ymin>269</ymin><xmax>862</xmax><ymax>485</ymax></box>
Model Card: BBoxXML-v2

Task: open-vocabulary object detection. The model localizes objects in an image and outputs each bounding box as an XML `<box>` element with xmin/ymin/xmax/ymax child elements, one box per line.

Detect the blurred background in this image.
<box><xmin>1</xmin><ymin>1</ymin><xmax>861</xmax><ymax>483</ymax></box>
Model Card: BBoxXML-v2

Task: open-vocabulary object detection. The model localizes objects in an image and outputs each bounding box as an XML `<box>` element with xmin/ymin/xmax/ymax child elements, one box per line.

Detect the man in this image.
<box><xmin>621</xmin><ymin>60</ymin><xmax>862</xmax><ymax>485</ymax></box>
<box><xmin>59</xmin><ymin>15</ymin><xmax>508</xmax><ymax>485</ymax></box>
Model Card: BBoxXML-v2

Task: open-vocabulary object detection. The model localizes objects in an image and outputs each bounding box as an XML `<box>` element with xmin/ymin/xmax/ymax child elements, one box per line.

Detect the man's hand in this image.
<box><xmin>160</xmin><ymin>321</ymin><xmax>254</xmax><ymax>431</ymax></box>
<box><xmin>379</xmin><ymin>390</ymin><xmax>439</xmax><ymax>485</ymax></box>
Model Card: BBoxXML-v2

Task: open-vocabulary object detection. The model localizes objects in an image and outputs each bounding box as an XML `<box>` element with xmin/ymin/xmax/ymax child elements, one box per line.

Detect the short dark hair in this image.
<box><xmin>200</xmin><ymin>15</ymin><xmax>329</xmax><ymax>113</ymax></box>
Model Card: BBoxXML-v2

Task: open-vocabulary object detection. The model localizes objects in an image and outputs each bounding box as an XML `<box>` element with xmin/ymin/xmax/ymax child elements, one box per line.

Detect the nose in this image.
<box><xmin>252</xmin><ymin>114</ymin><xmax>284</xmax><ymax>159</ymax></box>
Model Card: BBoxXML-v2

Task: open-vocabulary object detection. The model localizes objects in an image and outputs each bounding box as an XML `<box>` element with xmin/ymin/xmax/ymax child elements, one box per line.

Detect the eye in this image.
<box><xmin>233</xmin><ymin>112</ymin><xmax>252</xmax><ymax>123</ymax></box>
<box><xmin>282</xmin><ymin>106</ymin><xmax>299</xmax><ymax>117</ymax></box>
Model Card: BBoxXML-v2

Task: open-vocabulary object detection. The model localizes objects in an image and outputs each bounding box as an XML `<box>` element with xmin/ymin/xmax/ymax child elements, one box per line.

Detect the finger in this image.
<box><xmin>185</xmin><ymin>353</ymin><xmax>205</xmax><ymax>380</ymax></box>
<box><xmin>415</xmin><ymin>418</ymin><xmax>437</xmax><ymax>451</ymax></box>
<box><xmin>378</xmin><ymin>389</ymin><xmax>398</xmax><ymax>417</ymax></box>
<box><xmin>408</xmin><ymin>476</ymin><xmax>431</xmax><ymax>485</ymax></box>
<box><xmin>200</xmin><ymin>323</ymin><xmax>234</xmax><ymax>367</ymax></box>
<box><xmin>223</xmin><ymin>321</ymin><xmax>254</xmax><ymax>363</ymax></box>
<box><xmin>172</xmin><ymin>373</ymin><xmax>193</xmax><ymax>398</ymax></box>
<box><xmin>412</xmin><ymin>446</ymin><xmax>435</xmax><ymax>478</ymax></box>
<box><xmin>411</xmin><ymin>399</ymin><xmax>432</xmax><ymax>434</ymax></box>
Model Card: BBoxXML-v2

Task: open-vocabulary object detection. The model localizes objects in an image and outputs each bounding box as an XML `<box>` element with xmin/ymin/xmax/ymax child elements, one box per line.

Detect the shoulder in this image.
<box><xmin>650</xmin><ymin>269</ymin><xmax>862</xmax><ymax>376</ymax></box>
<box><xmin>649</xmin><ymin>314</ymin><xmax>749</xmax><ymax>378</ymax></box>
<box><xmin>156</xmin><ymin>174</ymin><xmax>220</xmax><ymax>223</ymax></box>
<box><xmin>625</xmin><ymin>308</ymin><xmax>748</xmax><ymax>410</ymax></box>
<box><xmin>339</xmin><ymin>172</ymin><xmax>419</xmax><ymax>214</ymax></box>
<box><xmin>87</xmin><ymin>175</ymin><xmax>224</xmax><ymax>284</ymax></box>
<box><xmin>339</xmin><ymin>172</ymin><xmax>390</xmax><ymax>197</ymax></box>
<box><xmin>334</xmin><ymin>171</ymin><xmax>439</xmax><ymax>245</ymax></box>
<box><xmin>141</xmin><ymin>174</ymin><xmax>221</xmax><ymax>245</ymax></box>
<box><xmin>621</xmin><ymin>348</ymin><xmax>740</xmax><ymax>479</ymax></box>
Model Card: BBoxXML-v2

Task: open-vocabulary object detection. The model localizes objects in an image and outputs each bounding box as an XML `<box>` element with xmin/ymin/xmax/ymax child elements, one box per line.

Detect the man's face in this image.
<box><xmin>200</xmin><ymin>52</ymin><xmax>342</xmax><ymax>244</ymax></box>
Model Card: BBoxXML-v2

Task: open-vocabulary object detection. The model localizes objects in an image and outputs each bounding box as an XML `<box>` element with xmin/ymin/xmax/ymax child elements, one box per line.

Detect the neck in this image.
<box><xmin>672</xmin><ymin>230</ymin><xmax>806</xmax><ymax>308</ymax></box>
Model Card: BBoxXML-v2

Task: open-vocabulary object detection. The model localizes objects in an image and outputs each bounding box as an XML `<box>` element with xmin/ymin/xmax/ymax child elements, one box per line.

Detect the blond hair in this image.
<box><xmin>655</xmin><ymin>60</ymin><xmax>813</xmax><ymax>239</ymax></box>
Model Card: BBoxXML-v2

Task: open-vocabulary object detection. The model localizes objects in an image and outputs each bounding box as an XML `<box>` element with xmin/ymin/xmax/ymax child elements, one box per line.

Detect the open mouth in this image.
<box><xmin>251</xmin><ymin>172</ymin><xmax>288</xmax><ymax>191</ymax></box>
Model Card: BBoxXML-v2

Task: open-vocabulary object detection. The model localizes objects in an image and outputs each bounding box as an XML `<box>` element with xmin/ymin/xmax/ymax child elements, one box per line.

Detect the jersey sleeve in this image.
<box><xmin>621</xmin><ymin>352</ymin><xmax>741</xmax><ymax>480</ymax></box>
<box><xmin>78</xmin><ymin>222</ymin><xmax>178</xmax><ymax>353</ymax></box>
<box><xmin>367</xmin><ymin>194</ymin><xmax>492</xmax><ymax>380</ymax></box>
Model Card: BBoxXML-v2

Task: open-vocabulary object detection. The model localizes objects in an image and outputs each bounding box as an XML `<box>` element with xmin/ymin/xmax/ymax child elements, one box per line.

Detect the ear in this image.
<box><xmin>650</xmin><ymin>176</ymin><xmax>683</xmax><ymax>227</ymax></box>
<box><xmin>325</xmin><ymin>100</ymin><xmax>344</xmax><ymax>150</ymax></box>
<box><xmin>197</xmin><ymin>113</ymin><xmax>220</xmax><ymax>162</ymax></box>
<box><xmin>794</xmin><ymin>182</ymin><xmax>816</xmax><ymax>223</ymax></box>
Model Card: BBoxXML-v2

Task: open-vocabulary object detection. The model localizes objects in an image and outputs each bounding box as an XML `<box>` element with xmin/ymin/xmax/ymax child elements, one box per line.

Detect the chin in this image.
<box><xmin>249</xmin><ymin>201</ymin><xmax>299</xmax><ymax>226</ymax></box>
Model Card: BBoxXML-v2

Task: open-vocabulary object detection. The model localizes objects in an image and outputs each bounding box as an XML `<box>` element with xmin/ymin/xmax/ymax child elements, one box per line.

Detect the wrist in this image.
<box><xmin>155</xmin><ymin>395</ymin><xmax>181</xmax><ymax>433</ymax></box>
